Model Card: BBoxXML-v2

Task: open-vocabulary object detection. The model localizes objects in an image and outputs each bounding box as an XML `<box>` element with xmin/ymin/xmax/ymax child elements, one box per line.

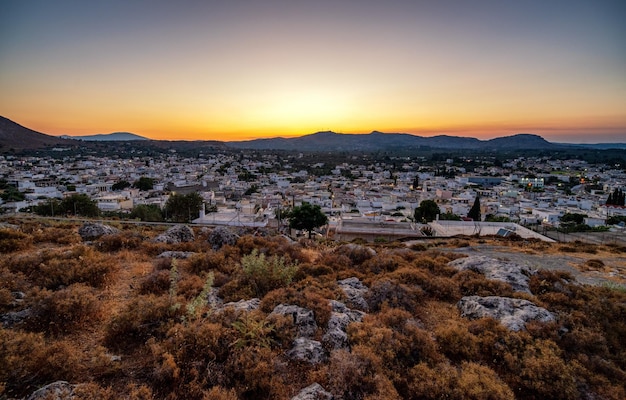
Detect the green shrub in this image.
<box><xmin>241</xmin><ymin>249</ymin><xmax>298</xmax><ymax>297</ymax></box>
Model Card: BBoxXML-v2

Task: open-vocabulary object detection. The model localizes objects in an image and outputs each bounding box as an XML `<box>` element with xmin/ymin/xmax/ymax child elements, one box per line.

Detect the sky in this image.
<box><xmin>1</xmin><ymin>0</ymin><xmax>625</xmax><ymax>143</ymax></box>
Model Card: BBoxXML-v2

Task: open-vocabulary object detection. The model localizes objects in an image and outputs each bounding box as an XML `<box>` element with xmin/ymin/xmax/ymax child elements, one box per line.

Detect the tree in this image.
<box><xmin>414</xmin><ymin>200</ymin><xmax>440</xmax><ymax>223</ymax></box>
<box><xmin>34</xmin><ymin>198</ymin><xmax>62</xmax><ymax>216</ymax></box>
<box><xmin>606</xmin><ymin>188</ymin><xmax>625</xmax><ymax>206</ymax></box>
<box><xmin>560</xmin><ymin>213</ymin><xmax>586</xmax><ymax>225</ymax></box>
<box><xmin>0</xmin><ymin>186</ymin><xmax>25</xmax><ymax>202</ymax></box>
<box><xmin>112</xmin><ymin>180</ymin><xmax>131</xmax><ymax>191</ymax></box>
<box><xmin>164</xmin><ymin>192</ymin><xmax>203</xmax><ymax>222</ymax></box>
<box><xmin>412</xmin><ymin>175</ymin><xmax>419</xmax><ymax>190</ymax></box>
<box><xmin>133</xmin><ymin>177</ymin><xmax>154</xmax><ymax>191</ymax></box>
<box><xmin>439</xmin><ymin>212</ymin><xmax>462</xmax><ymax>221</ymax></box>
<box><xmin>130</xmin><ymin>204</ymin><xmax>163</xmax><ymax>222</ymax></box>
<box><xmin>288</xmin><ymin>202</ymin><xmax>328</xmax><ymax>238</ymax></box>
<box><xmin>467</xmin><ymin>195</ymin><xmax>481</xmax><ymax>221</ymax></box>
<box><xmin>61</xmin><ymin>194</ymin><xmax>100</xmax><ymax>217</ymax></box>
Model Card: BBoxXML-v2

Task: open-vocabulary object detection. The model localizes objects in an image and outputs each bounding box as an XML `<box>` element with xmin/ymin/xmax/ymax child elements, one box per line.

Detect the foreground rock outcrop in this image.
<box><xmin>457</xmin><ymin>295</ymin><xmax>556</xmax><ymax>331</ymax></box>
<box><xmin>322</xmin><ymin>300</ymin><xmax>365</xmax><ymax>350</ymax></box>
<box><xmin>449</xmin><ymin>255</ymin><xmax>534</xmax><ymax>293</ymax></box>
<box><xmin>270</xmin><ymin>304</ymin><xmax>317</xmax><ymax>338</ymax></box>
<box><xmin>26</xmin><ymin>381</ymin><xmax>75</xmax><ymax>400</ymax></box>
<box><xmin>153</xmin><ymin>225</ymin><xmax>195</xmax><ymax>244</ymax></box>
<box><xmin>78</xmin><ymin>222</ymin><xmax>118</xmax><ymax>241</ymax></box>
<box><xmin>291</xmin><ymin>383</ymin><xmax>334</xmax><ymax>400</ymax></box>
<box><xmin>207</xmin><ymin>227</ymin><xmax>239</xmax><ymax>250</ymax></box>
<box><xmin>337</xmin><ymin>277</ymin><xmax>369</xmax><ymax>311</ymax></box>
<box><xmin>287</xmin><ymin>337</ymin><xmax>327</xmax><ymax>364</ymax></box>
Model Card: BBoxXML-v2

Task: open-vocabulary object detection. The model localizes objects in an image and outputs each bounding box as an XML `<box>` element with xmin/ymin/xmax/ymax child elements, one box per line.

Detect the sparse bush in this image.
<box><xmin>365</xmin><ymin>279</ymin><xmax>424</xmax><ymax>312</ymax></box>
<box><xmin>96</xmin><ymin>231</ymin><xmax>144</xmax><ymax>252</ymax></box>
<box><xmin>0</xmin><ymin>228</ymin><xmax>31</xmax><ymax>253</ymax></box>
<box><xmin>139</xmin><ymin>269</ymin><xmax>171</xmax><ymax>295</ymax></box>
<box><xmin>105</xmin><ymin>294</ymin><xmax>176</xmax><ymax>351</ymax></box>
<box><xmin>32</xmin><ymin>227</ymin><xmax>80</xmax><ymax>245</ymax></box>
<box><xmin>241</xmin><ymin>249</ymin><xmax>298</xmax><ymax>298</ymax></box>
<box><xmin>27</xmin><ymin>283</ymin><xmax>102</xmax><ymax>335</ymax></box>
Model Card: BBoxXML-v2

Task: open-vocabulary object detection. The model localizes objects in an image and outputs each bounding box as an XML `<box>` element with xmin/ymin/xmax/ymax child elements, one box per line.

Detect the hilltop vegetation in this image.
<box><xmin>0</xmin><ymin>220</ymin><xmax>625</xmax><ymax>399</ymax></box>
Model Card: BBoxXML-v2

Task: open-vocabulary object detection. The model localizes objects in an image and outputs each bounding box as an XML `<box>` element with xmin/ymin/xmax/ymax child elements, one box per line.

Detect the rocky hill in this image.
<box><xmin>0</xmin><ymin>116</ymin><xmax>74</xmax><ymax>151</ymax></box>
<box><xmin>1</xmin><ymin>219</ymin><xmax>624</xmax><ymax>399</ymax></box>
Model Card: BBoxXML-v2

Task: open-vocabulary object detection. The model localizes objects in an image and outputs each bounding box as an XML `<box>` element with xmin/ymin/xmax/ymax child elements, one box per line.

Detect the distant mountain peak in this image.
<box><xmin>61</xmin><ymin>132</ymin><xmax>149</xmax><ymax>141</ymax></box>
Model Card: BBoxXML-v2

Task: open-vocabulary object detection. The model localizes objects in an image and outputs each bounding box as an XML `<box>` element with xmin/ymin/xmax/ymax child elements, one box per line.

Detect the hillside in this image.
<box><xmin>0</xmin><ymin>117</ymin><xmax>74</xmax><ymax>151</ymax></box>
<box><xmin>1</xmin><ymin>220</ymin><xmax>625</xmax><ymax>399</ymax></box>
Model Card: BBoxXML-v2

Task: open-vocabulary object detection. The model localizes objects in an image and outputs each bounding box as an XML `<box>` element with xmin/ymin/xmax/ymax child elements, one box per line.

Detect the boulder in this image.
<box><xmin>153</xmin><ymin>225</ymin><xmax>195</xmax><ymax>244</ymax></box>
<box><xmin>337</xmin><ymin>277</ymin><xmax>369</xmax><ymax>311</ymax></box>
<box><xmin>287</xmin><ymin>338</ymin><xmax>327</xmax><ymax>364</ymax></box>
<box><xmin>223</xmin><ymin>298</ymin><xmax>260</xmax><ymax>312</ymax></box>
<box><xmin>457</xmin><ymin>295</ymin><xmax>556</xmax><ymax>331</ymax></box>
<box><xmin>449</xmin><ymin>256</ymin><xmax>534</xmax><ymax>293</ymax></box>
<box><xmin>78</xmin><ymin>222</ymin><xmax>118</xmax><ymax>241</ymax></box>
<box><xmin>322</xmin><ymin>300</ymin><xmax>365</xmax><ymax>350</ymax></box>
<box><xmin>291</xmin><ymin>383</ymin><xmax>334</xmax><ymax>400</ymax></box>
<box><xmin>270</xmin><ymin>304</ymin><xmax>317</xmax><ymax>338</ymax></box>
<box><xmin>27</xmin><ymin>381</ymin><xmax>75</xmax><ymax>400</ymax></box>
<box><xmin>1</xmin><ymin>308</ymin><xmax>32</xmax><ymax>328</ymax></box>
<box><xmin>156</xmin><ymin>251</ymin><xmax>196</xmax><ymax>259</ymax></box>
<box><xmin>208</xmin><ymin>227</ymin><xmax>239</xmax><ymax>250</ymax></box>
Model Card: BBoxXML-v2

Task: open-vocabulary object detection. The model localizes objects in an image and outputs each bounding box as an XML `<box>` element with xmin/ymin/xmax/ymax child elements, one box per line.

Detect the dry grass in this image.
<box><xmin>1</xmin><ymin>222</ymin><xmax>625</xmax><ymax>399</ymax></box>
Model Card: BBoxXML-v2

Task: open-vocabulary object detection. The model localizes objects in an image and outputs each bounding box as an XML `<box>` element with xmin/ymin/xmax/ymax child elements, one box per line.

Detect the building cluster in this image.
<box><xmin>1</xmin><ymin>151</ymin><xmax>625</xmax><ymax>242</ymax></box>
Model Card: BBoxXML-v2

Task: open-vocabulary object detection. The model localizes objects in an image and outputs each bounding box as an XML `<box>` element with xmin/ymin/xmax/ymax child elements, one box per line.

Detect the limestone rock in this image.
<box><xmin>208</xmin><ymin>226</ymin><xmax>239</xmax><ymax>250</ymax></box>
<box><xmin>78</xmin><ymin>222</ymin><xmax>118</xmax><ymax>241</ymax></box>
<box><xmin>156</xmin><ymin>251</ymin><xmax>196</xmax><ymax>259</ymax></box>
<box><xmin>270</xmin><ymin>304</ymin><xmax>317</xmax><ymax>338</ymax></box>
<box><xmin>223</xmin><ymin>298</ymin><xmax>260</xmax><ymax>312</ymax></box>
<box><xmin>337</xmin><ymin>277</ymin><xmax>369</xmax><ymax>311</ymax></box>
<box><xmin>457</xmin><ymin>295</ymin><xmax>556</xmax><ymax>331</ymax></box>
<box><xmin>27</xmin><ymin>381</ymin><xmax>75</xmax><ymax>400</ymax></box>
<box><xmin>449</xmin><ymin>256</ymin><xmax>534</xmax><ymax>293</ymax></box>
<box><xmin>291</xmin><ymin>383</ymin><xmax>334</xmax><ymax>400</ymax></box>
<box><xmin>1</xmin><ymin>308</ymin><xmax>32</xmax><ymax>328</ymax></box>
<box><xmin>154</xmin><ymin>225</ymin><xmax>195</xmax><ymax>244</ymax></box>
<box><xmin>322</xmin><ymin>300</ymin><xmax>365</xmax><ymax>350</ymax></box>
<box><xmin>287</xmin><ymin>338</ymin><xmax>327</xmax><ymax>364</ymax></box>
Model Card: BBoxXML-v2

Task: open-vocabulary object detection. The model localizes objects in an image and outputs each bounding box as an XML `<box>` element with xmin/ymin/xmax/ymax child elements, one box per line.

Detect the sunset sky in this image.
<box><xmin>1</xmin><ymin>0</ymin><xmax>625</xmax><ymax>143</ymax></box>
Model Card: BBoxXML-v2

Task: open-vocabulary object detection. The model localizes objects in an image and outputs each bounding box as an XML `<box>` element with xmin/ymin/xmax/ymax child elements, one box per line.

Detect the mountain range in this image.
<box><xmin>1</xmin><ymin>115</ymin><xmax>623</xmax><ymax>153</ymax></box>
<box><xmin>60</xmin><ymin>132</ymin><xmax>148</xmax><ymax>141</ymax></box>
<box><xmin>227</xmin><ymin>130</ymin><xmax>559</xmax><ymax>151</ymax></box>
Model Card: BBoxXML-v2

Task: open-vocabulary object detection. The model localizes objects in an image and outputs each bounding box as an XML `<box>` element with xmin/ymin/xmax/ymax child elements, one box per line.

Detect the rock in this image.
<box><xmin>27</xmin><ymin>381</ymin><xmax>75</xmax><ymax>400</ymax></box>
<box><xmin>156</xmin><ymin>251</ymin><xmax>196</xmax><ymax>259</ymax></box>
<box><xmin>449</xmin><ymin>256</ymin><xmax>534</xmax><ymax>293</ymax></box>
<box><xmin>207</xmin><ymin>227</ymin><xmax>239</xmax><ymax>250</ymax></box>
<box><xmin>1</xmin><ymin>308</ymin><xmax>32</xmax><ymax>328</ymax></box>
<box><xmin>223</xmin><ymin>298</ymin><xmax>260</xmax><ymax>312</ymax></box>
<box><xmin>287</xmin><ymin>338</ymin><xmax>327</xmax><ymax>364</ymax></box>
<box><xmin>322</xmin><ymin>300</ymin><xmax>365</xmax><ymax>350</ymax></box>
<box><xmin>457</xmin><ymin>295</ymin><xmax>556</xmax><ymax>331</ymax></box>
<box><xmin>270</xmin><ymin>304</ymin><xmax>317</xmax><ymax>338</ymax></box>
<box><xmin>334</xmin><ymin>243</ymin><xmax>376</xmax><ymax>263</ymax></box>
<box><xmin>154</xmin><ymin>225</ymin><xmax>195</xmax><ymax>244</ymax></box>
<box><xmin>78</xmin><ymin>222</ymin><xmax>118</xmax><ymax>241</ymax></box>
<box><xmin>337</xmin><ymin>277</ymin><xmax>369</xmax><ymax>311</ymax></box>
<box><xmin>292</xmin><ymin>383</ymin><xmax>334</xmax><ymax>400</ymax></box>
<box><xmin>206</xmin><ymin>288</ymin><xmax>224</xmax><ymax>308</ymax></box>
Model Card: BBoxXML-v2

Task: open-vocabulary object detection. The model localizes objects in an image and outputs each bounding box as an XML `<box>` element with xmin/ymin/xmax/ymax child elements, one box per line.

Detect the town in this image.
<box><xmin>1</xmin><ymin>147</ymin><xmax>625</xmax><ymax>244</ymax></box>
